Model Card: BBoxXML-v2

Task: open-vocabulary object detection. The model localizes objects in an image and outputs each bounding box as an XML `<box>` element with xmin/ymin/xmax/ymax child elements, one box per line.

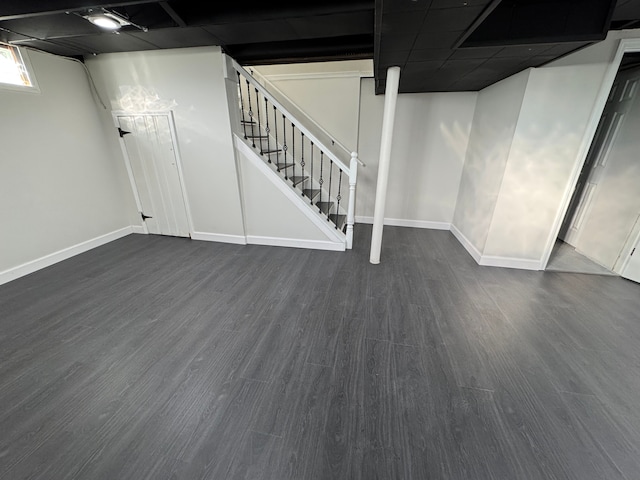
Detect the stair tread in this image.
<box><xmin>276</xmin><ymin>163</ymin><xmax>295</xmax><ymax>170</ymax></box>
<box><xmin>303</xmin><ymin>188</ymin><xmax>320</xmax><ymax>199</ymax></box>
<box><xmin>290</xmin><ymin>175</ymin><xmax>308</xmax><ymax>186</ymax></box>
<box><xmin>329</xmin><ymin>214</ymin><xmax>347</xmax><ymax>230</ymax></box>
<box><xmin>246</xmin><ymin>134</ymin><xmax>268</xmax><ymax>138</ymax></box>
<box><xmin>241</xmin><ymin>120</ymin><xmax>256</xmax><ymax>124</ymax></box>
<box><xmin>316</xmin><ymin>201</ymin><xmax>334</xmax><ymax>214</ymax></box>
<box><xmin>263</xmin><ymin>149</ymin><xmax>282</xmax><ymax>154</ymax></box>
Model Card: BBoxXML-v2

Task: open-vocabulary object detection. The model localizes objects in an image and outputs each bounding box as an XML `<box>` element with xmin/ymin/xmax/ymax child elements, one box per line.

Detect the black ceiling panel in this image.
<box><xmin>126</xmin><ymin>27</ymin><xmax>220</xmax><ymax>49</ymax></box>
<box><xmin>9</xmin><ymin>38</ymin><xmax>87</xmax><ymax>56</ymax></box>
<box><xmin>408</xmin><ymin>48</ymin><xmax>452</xmax><ymax>62</ymax></box>
<box><xmin>0</xmin><ymin>1</ymin><xmax>160</xmax><ymax>20</ymax></box>
<box><xmin>225</xmin><ymin>34</ymin><xmax>374</xmax><ymax>65</ymax></box>
<box><xmin>422</xmin><ymin>6</ymin><xmax>486</xmax><ymax>32</ymax></box>
<box><xmin>167</xmin><ymin>1</ymin><xmax>372</xmax><ymax>26</ymax></box>
<box><xmin>203</xmin><ymin>21</ymin><xmax>299</xmax><ymax>45</ymax></box>
<box><xmin>286</xmin><ymin>11</ymin><xmax>373</xmax><ymax>39</ymax></box>
<box><xmin>1</xmin><ymin>0</ymin><xmax>637</xmax><ymax>93</ymax></box>
<box><xmin>0</xmin><ymin>13</ymin><xmax>100</xmax><ymax>39</ymax></box>
<box><xmin>461</xmin><ymin>0</ymin><xmax>615</xmax><ymax>47</ymax></box>
<box><xmin>52</xmin><ymin>31</ymin><xmax>158</xmax><ymax>54</ymax></box>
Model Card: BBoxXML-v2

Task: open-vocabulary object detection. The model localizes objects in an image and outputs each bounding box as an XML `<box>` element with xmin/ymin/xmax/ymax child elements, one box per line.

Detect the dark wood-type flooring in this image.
<box><xmin>1</xmin><ymin>225</ymin><xmax>640</xmax><ymax>479</ymax></box>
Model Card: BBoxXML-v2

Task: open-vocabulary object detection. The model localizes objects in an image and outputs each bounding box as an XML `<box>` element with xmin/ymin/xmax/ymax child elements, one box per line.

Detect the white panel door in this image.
<box><xmin>562</xmin><ymin>73</ymin><xmax>639</xmax><ymax>246</ymax></box>
<box><xmin>118</xmin><ymin>114</ymin><xmax>191</xmax><ymax>237</ymax></box>
<box><xmin>622</xmin><ymin>237</ymin><xmax>640</xmax><ymax>283</ymax></box>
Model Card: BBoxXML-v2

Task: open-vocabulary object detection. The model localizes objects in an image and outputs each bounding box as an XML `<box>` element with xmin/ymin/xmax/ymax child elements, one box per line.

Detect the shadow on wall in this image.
<box><xmin>118</xmin><ymin>85</ymin><xmax>177</xmax><ymax>112</ymax></box>
<box><xmin>453</xmin><ymin>115</ymin><xmax>519</xmax><ymax>253</ymax></box>
<box><xmin>483</xmin><ymin>120</ymin><xmax>583</xmax><ymax>259</ymax></box>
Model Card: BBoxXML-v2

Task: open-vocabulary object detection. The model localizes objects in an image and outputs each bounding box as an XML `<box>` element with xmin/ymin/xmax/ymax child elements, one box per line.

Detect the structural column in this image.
<box><xmin>370</xmin><ymin>66</ymin><xmax>401</xmax><ymax>264</ymax></box>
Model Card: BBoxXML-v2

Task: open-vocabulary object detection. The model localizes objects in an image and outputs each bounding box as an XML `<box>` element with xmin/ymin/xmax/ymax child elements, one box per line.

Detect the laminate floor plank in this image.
<box><xmin>2</xmin><ymin>226</ymin><xmax>640</xmax><ymax>479</ymax></box>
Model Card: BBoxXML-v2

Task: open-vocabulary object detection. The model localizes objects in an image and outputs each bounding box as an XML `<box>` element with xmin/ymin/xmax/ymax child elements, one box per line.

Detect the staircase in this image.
<box><xmin>230</xmin><ymin>59</ymin><xmax>362</xmax><ymax>249</ymax></box>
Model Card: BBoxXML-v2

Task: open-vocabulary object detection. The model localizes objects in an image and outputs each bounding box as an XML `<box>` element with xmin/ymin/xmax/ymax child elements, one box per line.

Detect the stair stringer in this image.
<box><xmin>234</xmin><ymin>135</ymin><xmax>346</xmax><ymax>251</ymax></box>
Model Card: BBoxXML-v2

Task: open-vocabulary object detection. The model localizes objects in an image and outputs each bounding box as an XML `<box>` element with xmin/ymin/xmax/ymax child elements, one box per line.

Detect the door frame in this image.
<box><xmin>541</xmin><ymin>37</ymin><xmax>640</xmax><ymax>270</ymax></box>
<box><xmin>112</xmin><ymin>111</ymin><xmax>195</xmax><ymax>237</ymax></box>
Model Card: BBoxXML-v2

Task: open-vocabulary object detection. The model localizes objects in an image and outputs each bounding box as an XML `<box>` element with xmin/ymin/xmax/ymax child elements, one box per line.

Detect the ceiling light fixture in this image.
<box><xmin>87</xmin><ymin>13</ymin><xmax>122</xmax><ymax>30</ymax></box>
<box><xmin>78</xmin><ymin>9</ymin><xmax>148</xmax><ymax>32</ymax></box>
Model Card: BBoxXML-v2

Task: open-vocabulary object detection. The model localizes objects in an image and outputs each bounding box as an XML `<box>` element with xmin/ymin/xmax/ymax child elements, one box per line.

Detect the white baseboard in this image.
<box><xmin>449</xmin><ymin>224</ymin><xmax>482</xmax><ymax>263</ymax></box>
<box><xmin>191</xmin><ymin>231</ymin><xmax>247</xmax><ymax>245</ymax></box>
<box><xmin>479</xmin><ymin>255</ymin><xmax>542</xmax><ymax>271</ymax></box>
<box><xmin>131</xmin><ymin>225</ymin><xmax>146</xmax><ymax>234</ymax></box>
<box><xmin>355</xmin><ymin>216</ymin><xmax>451</xmax><ymax>230</ymax></box>
<box><xmin>246</xmin><ymin>235</ymin><xmax>345</xmax><ymax>251</ymax></box>
<box><xmin>0</xmin><ymin>226</ymin><xmax>133</xmax><ymax>286</ymax></box>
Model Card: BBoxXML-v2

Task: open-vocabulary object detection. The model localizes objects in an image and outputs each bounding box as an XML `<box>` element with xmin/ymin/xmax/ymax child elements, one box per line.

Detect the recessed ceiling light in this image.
<box><xmin>76</xmin><ymin>8</ymin><xmax>148</xmax><ymax>33</ymax></box>
<box><xmin>87</xmin><ymin>14</ymin><xmax>122</xmax><ymax>30</ymax></box>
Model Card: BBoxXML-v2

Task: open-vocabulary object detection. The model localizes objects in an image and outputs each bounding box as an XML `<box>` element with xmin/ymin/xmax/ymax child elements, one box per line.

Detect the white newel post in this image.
<box><xmin>370</xmin><ymin>66</ymin><xmax>401</xmax><ymax>264</ymax></box>
<box><xmin>346</xmin><ymin>152</ymin><xmax>359</xmax><ymax>249</ymax></box>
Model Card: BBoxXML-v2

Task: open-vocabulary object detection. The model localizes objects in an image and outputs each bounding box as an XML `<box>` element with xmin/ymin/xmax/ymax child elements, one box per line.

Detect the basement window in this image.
<box><xmin>0</xmin><ymin>44</ymin><xmax>38</xmax><ymax>91</ymax></box>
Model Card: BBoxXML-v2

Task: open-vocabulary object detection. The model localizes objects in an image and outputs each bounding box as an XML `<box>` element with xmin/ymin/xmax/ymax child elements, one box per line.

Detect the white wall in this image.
<box><xmin>86</xmin><ymin>47</ymin><xmax>245</xmax><ymax>238</ymax></box>
<box><xmin>451</xmin><ymin>30</ymin><xmax>640</xmax><ymax>268</ymax></box>
<box><xmin>358</xmin><ymin>78</ymin><xmax>477</xmax><ymax>226</ymax></box>
<box><xmin>236</xmin><ymin>142</ymin><xmax>345</xmax><ymax>249</ymax></box>
<box><xmin>254</xmin><ymin>60</ymin><xmax>372</xmax><ymax>157</ymax></box>
<box><xmin>0</xmin><ymin>49</ymin><xmax>130</xmax><ymax>277</ymax></box>
<box><xmin>452</xmin><ymin>69</ymin><xmax>530</xmax><ymax>252</ymax></box>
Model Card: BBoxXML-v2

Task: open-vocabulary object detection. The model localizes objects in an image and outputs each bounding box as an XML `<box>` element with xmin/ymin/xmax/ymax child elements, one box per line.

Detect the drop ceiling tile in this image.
<box><xmin>128</xmin><ymin>27</ymin><xmax>220</xmax><ymax>48</ymax></box>
<box><xmin>493</xmin><ymin>44</ymin><xmax>553</xmax><ymax>57</ymax></box>
<box><xmin>9</xmin><ymin>38</ymin><xmax>85</xmax><ymax>56</ymax></box>
<box><xmin>450</xmin><ymin>46</ymin><xmax>502</xmax><ymax>59</ymax></box>
<box><xmin>422</xmin><ymin>6</ymin><xmax>485</xmax><ymax>32</ymax></box>
<box><xmin>438</xmin><ymin>58</ymin><xmax>485</xmax><ymax>75</ymax></box>
<box><xmin>450</xmin><ymin>77</ymin><xmax>491</xmax><ymax>90</ymax></box>
<box><xmin>204</xmin><ymin>21</ymin><xmax>298</xmax><ymax>45</ymax></box>
<box><xmin>431</xmin><ymin>0</ymin><xmax>490</xmax><ymax>8</ymax></box>
<box><xmin>383</xmin><ymin>0</ymin><xmax>433</xmax><ymax>13</ymax></box>
<box><xmin>408</xmin><ymin>48</ymin><xmax>451</xmax><ymax>61</ymax></box>
<box><xmin>527</xmin><ymin>55</ymin><xmax>558</xmax><ymax>67</ymax></box>
<box><xmin>542</xmin><ymin>41</ymin><xmax>591</xmax><ymax>55</ymax></box>
<box><xmin>414</xmin><ymin>30</ymin><xmax>464</xmax><ymax>49</ymax></box>
<box><xmin>380</xmin><ymin>12</ymin><xmax>425</xmax><ymax>50</ymax></box>
<box><xmin>0</xmin><ymin>29</ymin><xmax>31</xmax><ymax>43</ymax></box>
<box><xmin>0</xmin><ymin>13</ymin><xmax>99</xmax><ymax>39</ymax></box>
<box><xmin>404</xmin><ymin>59</ymin><xmax>445</xmax><ymax>74</ymax></box>
<box><xmin>287</xmin><ymin>12</ymin><xmax>373</xmax><ymax>40</ymax></box>
<box><xmin>55</xmin><ymin>33</ymin><xmax>156</xmax><ymax>54</ymax></box>
<box><xmin>379</xmin><ymin>49</ymin><xmax>411</xmax><ymax>67</ymax></box>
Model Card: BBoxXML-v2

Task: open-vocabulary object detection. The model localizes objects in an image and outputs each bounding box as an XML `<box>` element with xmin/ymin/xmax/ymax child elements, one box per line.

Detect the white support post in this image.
<box><xmin>370</xmin><ymin>66</ymin><xmax>401</xmax><ymax>264</ymax></box>
<box><xmin>346</xmin><ymin>152</ymin><xmax>359</xmax><ymax>249</ymax></box>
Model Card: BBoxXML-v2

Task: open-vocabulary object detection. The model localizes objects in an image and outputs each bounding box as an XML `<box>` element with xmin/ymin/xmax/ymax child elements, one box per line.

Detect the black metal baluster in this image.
<box><xmin>273</xmin><ymin>105</ymin><xmax>279</xmax><ymax>168</ymax></box>
<box><xmin>282</xmin><ymin>114</ymin><xmax>288</xmax><ymax>180</ymax></box>
<box><xmin>238</xmin><ymin>72</ymin><xmax>248</xmax><ymax>139</ymax></box>
<box><xmin>327</xmin><ymin>159</ymin><xmax>333</xmax><ymax>221</ymax></box>
<box><xmin>291</xmin><ymin>123</ymin><xmax>296</xmax><ymax>183</ymax></box>
<box><xmin>336</xmin><ymin>170</ymin><xmax>343</xmax><ymax>229</ymax></box>
<box><xmin>310</xmin><ymin>143</ymin><xmax>314</xmax><ymax>204</ymax></box>
<box><xmin>318</xmin><ymin>151</ymin><xmax>324</xmax><ymax>213</ymax></box>
<box><xmin>255</xmin><ymin>88</ymin><xmax>263</xmax><ymax>155</ymax></box>
<box><xmin>264</xmin><ymin>97</ymin><xmax>271</xmax><ymax>163</ymax></box>
<box><xmin>246</xmin><ymin>80</ymin><xmax>255</xmax><ymax>148</ymax></box>
<box><xmin>300</xmin><ymin>133</ymin><xmax>305</xmax><ymax>196</ymax></box>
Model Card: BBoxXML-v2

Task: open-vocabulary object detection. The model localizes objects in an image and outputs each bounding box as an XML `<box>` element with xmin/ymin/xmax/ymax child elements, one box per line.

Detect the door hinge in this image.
<box><xmin>141</xmin><ymin>212</ymin><xmax>153</xmax><ymax>221</ymax></box>
<box><xmin>118</xmin><ymin>127</ymin><xmax>132</xmax><ymax>138</ymax></box>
